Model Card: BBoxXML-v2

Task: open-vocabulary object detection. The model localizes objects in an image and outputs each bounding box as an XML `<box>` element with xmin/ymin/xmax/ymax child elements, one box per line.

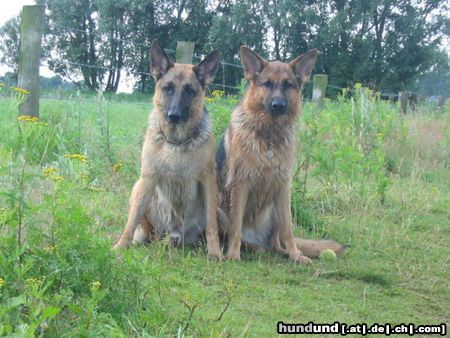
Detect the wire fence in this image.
<box><xmin>6</xmin><ymin>21</ymin><xmax>408</xmax><ymax>99</ymax></box>
<box><xmin>47</xmin><ymin>23</ymin><xmax>411</xmax><ymax>97</ymax></box>
<box><xmin>39</xmin><ymin>62</ymin><xmax>244</xmax><ymax>95</ymax></box>
<box><xmin>40</xmin><ymin>57</ymin><xmax>398</xmax><ymax>96</ymax></box>
<box><xmin>48</xmin><ymin>23</ymin><xmax>244</xmax><ymax>92</ymax></box>
<box><xmin>43</xmin><ymin>23</ymin><xmax>402</xmax><ymax>96</ymax></box>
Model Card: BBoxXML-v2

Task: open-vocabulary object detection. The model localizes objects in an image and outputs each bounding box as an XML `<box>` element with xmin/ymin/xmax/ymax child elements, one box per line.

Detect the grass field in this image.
<box><xmin>0</xmin><ymin>87</ymin><xmax>449</xmax><ymax>337</ymax></box>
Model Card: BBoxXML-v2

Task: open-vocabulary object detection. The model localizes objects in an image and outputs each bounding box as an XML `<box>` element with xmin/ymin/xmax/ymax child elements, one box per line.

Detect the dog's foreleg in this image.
<box><xmin>114</xmin><ymin>175</ymin><xmax>157</xmax><ymax>249</ymax></box>
<box><xmin>276</xmin><ymin>184</ymin><xmax>311</xmax><ymax>264</ymax></box>
<box><xmin>226</xmin><ymin>182</ymin><xmax>248</xmax><ymax>260</ymax></box>
<box><xmin>270</xmin><ymin>228</ymin><xmax>288</xmax><ymax>256</ymax></box>
<box><xmin>201</xmin><ymin>168</ymin><xmax>222</xmax><ymax>260</ymax></box>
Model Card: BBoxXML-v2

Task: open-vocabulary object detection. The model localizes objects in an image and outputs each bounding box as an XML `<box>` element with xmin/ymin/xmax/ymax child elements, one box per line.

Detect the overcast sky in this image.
<box><xmin>0</xmin><ymin>1</ymin><xmax>36</xmax><ymax>27</ymax></box>
<box><xmin>0</xmin><ymin>1</ymin><xmax>48</xmax><ymax>77</ymax></box>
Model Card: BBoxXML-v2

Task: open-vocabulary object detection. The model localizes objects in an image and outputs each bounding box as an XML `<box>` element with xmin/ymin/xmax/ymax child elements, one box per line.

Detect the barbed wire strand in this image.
<box><xmin>40</xmin><ymin>62</ymin><xmax>243</xmax><ymax>91</ymax></box>
<box><xmin>39</xmin><ymin>61</ymin><xmax>402</xmax><ymax>97</ymax></box>
<box><xmin>52</xmin><ymin>23</ymin><xmax>243</xmax><ymax>68</ymax></box>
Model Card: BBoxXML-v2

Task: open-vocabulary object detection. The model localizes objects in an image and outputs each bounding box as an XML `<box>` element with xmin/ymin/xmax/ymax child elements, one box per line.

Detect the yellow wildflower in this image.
<box><xmin>212</xmin><ymin>90</ymin><xmax>224</xmax><ymax>99</ymax></box>
<box><xmin>90</xmin><ymin>281</ymin><xmax>101</xmax><ymax>290</ymax></box>
<box><xmin>43</xmin><ymin>167</ymin><xmax>58</xmax><ymax>177</ymax></box>
<box><xmin>26</xmin><ymin>276</ymin><xmax>45</xmax><ymax>286</ymax></box>
<box><xmin>26</xmin><ymin>277</ymin><xmax>37</xmax><ymax>284</ymax></box>
<box><xmin>0</xmin><ymin>277</ymin><xmax>4</xmax><ymax>288</ymax></box>
<box><xmin>0</xmin><ymin>83</ymin><xmax>5</xmax><ymax>88</ymax></box>
<box><xmin>354</xmin><ymin>83</ymin><xmax>362</xmax><ymax>90</ymax></box>
<box><xmin>113</xmin><ymin>160</ymin><xmax>124</xmax><ymax>172</ymax></box>
<box><xmin>11</xmin><ymin>86</ymin><xmax>31</xmax><ymax>95</ymax></box>
<box><xmin>43</xmin><ymin>167</ymin><xmax>64</xmax><ymax>182</ymax></box>
<box><xmin>205</xmin><ymin>97</ymin><xmax>213</xmax><ymax>103</ymax></box>
<box><xmin>50</xmin><ymin>175</ymin><xmax>64</xmax><ymax>182</ymax></box>
<box><xmin>43</xmin><ymin>245</ymin><xmax>57</xmax><ymax>253</ymax></box>
<box><xmin>17</xmin><ymin>115</ymin><xmax>39</xmax><ymax>123</ymax></box>
<box><xmin>64</xmin><ymin>154</ymin><xmax>87</xmax><ymax>162</ymax></box>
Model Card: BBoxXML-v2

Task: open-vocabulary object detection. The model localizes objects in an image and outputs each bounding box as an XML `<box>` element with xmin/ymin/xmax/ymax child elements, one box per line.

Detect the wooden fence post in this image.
<box><xmin>17</xmin><ymin>5</ymin><xmax>45</xmax><ymax>117</ymax></box>
<box><xmin>399</xmin><ymin>92</ymin><xmax>407</xmax><ymax>114</ymax></box>
<box><xmin>176</xmin><ymin>41</ymin><xmax>195</xmax><ymax>64</ymax></box>
<box><xmin>312</xmin><ymin>74</ymin><xmax>328</xmax><ymax>105</ymax></box>
<box><xmin>399</xmin><ymin>91</ymin><xmax>418</xmax><ymax>114</ymax></box>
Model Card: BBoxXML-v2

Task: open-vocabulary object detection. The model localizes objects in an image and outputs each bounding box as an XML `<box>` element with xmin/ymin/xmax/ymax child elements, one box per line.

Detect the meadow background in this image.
<box><xmin>0</xmin><ymin>85</ymin><xmax>448</xmax><ymax>336</ymax></box>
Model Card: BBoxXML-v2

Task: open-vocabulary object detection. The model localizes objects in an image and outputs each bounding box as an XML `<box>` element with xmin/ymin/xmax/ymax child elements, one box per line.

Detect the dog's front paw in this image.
<box><xmin>291</xmin><ymin>254</ymin><xmax>312</xmax><ymax>264</ymax></box>
<box><xmin>207</xmin><ymin>244</ymin><xmax>223</xmax><ymax>261</ymax></box>
<box><xmin>208</xmin><ymin>250</ymin><xmax>223</xmax><ymax>261</ymax></box>
<box><xmin>226</xmin><ymin>251</ymin><xmax>241</xmax><ymax>261</ymax></box>
<box><xmin>113</xmin><ymin>237</ymin><xmax>131</xmax><ymax>250</ymax></box>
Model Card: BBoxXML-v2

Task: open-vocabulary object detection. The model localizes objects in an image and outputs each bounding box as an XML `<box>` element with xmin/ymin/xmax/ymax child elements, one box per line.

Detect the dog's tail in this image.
<box><xmin>294</xmin><ymin>238</ymin><xmax>347</xmax><ymax>258</ymax></box>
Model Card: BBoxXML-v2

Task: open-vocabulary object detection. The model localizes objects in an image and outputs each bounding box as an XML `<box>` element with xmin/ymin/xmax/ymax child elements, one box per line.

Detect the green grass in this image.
<box><xmin>0</xmin><ymin>88</ymin><xmax>449</xmax><ymax>336</ymax></box>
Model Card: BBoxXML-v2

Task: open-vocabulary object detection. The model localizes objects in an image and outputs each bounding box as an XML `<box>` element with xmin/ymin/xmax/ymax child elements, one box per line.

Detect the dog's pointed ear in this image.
<box><xmin>149</xmin><ymin>39</ymin><xmax>173</xmax><ymax>80</ymax></box>
<box><xmin>194</xmin><ymin>50</ymin><xmax>220</xmax><ymax>87</ymax></box>
<box><xmin>240</xmin><ymin>46</ymin><xmax>267</xmax><ymax>82</ymax></box>
<box><xmin>290</xmin><ymin>49</ymin><xmax>318</xmax><ymax>84</ymax></box>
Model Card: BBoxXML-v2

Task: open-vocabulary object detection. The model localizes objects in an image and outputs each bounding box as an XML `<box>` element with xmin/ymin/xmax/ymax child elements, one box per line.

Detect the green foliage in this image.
<box><xmin>0</xmin><ymin>16</ymin><xmax>20</xmax><ymax>77</ymax></box>
<box><xmin>0</xmin><ymin>92</ymin><xmax>449</xmax><ymax>335</ymax></box>
<box><xmin>207</xmin><ymin>90</ymin><xmax>236</xmax><ymax>136</ymax></box>
<box><xmin>3</xmin><ymin>0</ymin><xmax>448</xmax><ymax>94</ymax></box>
<box><xmin>297</xmin><ymin>86</ymin><xmax>394</xmax><ymax>206</ymax></box>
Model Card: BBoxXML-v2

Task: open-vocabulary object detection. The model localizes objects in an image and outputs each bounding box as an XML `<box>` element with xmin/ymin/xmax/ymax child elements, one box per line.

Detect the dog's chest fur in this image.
<box><xmin>221</xmin><ymin>109</ymin><xmax>297</xmax><ymax>231</ymax></box>
<box><xmin>226</xmin><ymin>111</ymin><xmax>296</xmax><ymax>190</ymax></box>
<box><xmin>139</xmin><ymin>113</ymin><xmax>213</xmax><ymax>239</ymax></box>
<box><xmin>142</xmin><ymin>113</ymin><xmax>213</xmax><ymax>178</ymax></box>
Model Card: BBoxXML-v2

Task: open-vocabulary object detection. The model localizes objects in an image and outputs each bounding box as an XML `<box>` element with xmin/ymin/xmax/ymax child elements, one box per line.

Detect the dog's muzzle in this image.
<box><xmin>268</xmin><ymin>97</ymin><xmax>288</xmax><ymax>115</ymax></box>
<box><xmin>167</xmin><ymin>109</ymin><xmax>184</xmax><ymax>124</ymax></box>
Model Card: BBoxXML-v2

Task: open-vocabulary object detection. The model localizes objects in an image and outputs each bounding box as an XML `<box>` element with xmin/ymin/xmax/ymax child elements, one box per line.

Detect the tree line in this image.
<box><xmin>0</xmin><ymin>0</ymin><xmax>449</xmax><ymax>96</ymax></box>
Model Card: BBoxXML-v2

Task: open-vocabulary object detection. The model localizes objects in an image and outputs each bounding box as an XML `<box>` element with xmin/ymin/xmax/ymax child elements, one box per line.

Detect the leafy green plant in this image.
<box><xmin>0</xmin><ymin>92</ymin><xmax>448</xmax><ymax>336</ymax></box>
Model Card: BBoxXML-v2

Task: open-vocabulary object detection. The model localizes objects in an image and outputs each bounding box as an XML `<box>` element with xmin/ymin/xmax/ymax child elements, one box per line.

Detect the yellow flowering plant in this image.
<box><xmin>113</xmin><ymin>160</ymin><xmax>124</xmax><ymax>172</ymax></box>
<box><xmin>64</xmin><ymin>154</ymin><xmax>88</xmax><ymax>162</ymax></box>
<box><xmin>16</xmin><ymin>114</ymin><xmax>56</xmax><ymax>164</ymax></box>
<box><xmin>10</xmin><ymin>86</ymin><xmax>30</xmax><ymax>108</ymax></box>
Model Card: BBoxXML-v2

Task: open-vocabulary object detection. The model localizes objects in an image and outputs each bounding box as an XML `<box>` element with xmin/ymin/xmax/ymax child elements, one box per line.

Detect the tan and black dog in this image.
<box><xmin>114</xmin><ymin>40</ymin><xmax>222</xmax><ymax>260</ymax></box>
<box><xmin>216</xmin><ymin>46</ymin><xmax>345</xmax><ymax>263</ymax></box>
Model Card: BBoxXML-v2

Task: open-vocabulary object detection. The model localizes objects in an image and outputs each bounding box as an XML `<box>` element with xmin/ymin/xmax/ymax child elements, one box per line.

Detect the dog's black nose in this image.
<box><xmin>167</xmin><ymin>110</ymin><xmax>183</xmax><ymax>124</ymax></box>
<box><xmin>271</xmin><ymin>98</ymin><xmax>287</xmax><ymax>110</ymax></box>
<box><xmin>270</xmin><ymin>98</ymin><xmax>287</xmax><ymax>114</ymax></box>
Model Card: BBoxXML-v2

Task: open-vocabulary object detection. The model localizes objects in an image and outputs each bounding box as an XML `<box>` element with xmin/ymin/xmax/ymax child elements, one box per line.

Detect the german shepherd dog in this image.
<box><xmin>217</xmin><ymin>46</ymin><xmax>345</xmax><ymax>263</ymax></box>
<box><xmin>114</xmin><ymin>40</ymin><xmax>222</xmax><ymax>260</ymax></box>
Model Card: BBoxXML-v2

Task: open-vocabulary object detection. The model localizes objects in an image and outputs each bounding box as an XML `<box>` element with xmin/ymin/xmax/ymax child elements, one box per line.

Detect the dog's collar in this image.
<box><xmin>158</xmin><ymin>123</ymin><xmax>199</xmax><ymax>146</ymax></box>
<box><xmin>157</xmin><ymin>108</ymin><xmax>207</xmax><ymax>146</ymax></box>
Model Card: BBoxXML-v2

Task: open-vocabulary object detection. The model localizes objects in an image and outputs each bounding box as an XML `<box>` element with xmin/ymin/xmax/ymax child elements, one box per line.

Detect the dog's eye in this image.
<box><xmin>163</xmin><ymin>83</ymin><xmax>175</xmax><ymax>93</ymax></box>
<box><xmin>283</xmin><ymin>81</ymin><xmax>294</xmax><ymax>89</ymax></box>
<box><xmin>184</xmin><ymin>85</ymin><xmax>196</xmax><ymax>96</ymax></box>
<box><xmin>262</xmin><ymin>81</ymin><xmax>274</xmax><ymax>89</ymax></box>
